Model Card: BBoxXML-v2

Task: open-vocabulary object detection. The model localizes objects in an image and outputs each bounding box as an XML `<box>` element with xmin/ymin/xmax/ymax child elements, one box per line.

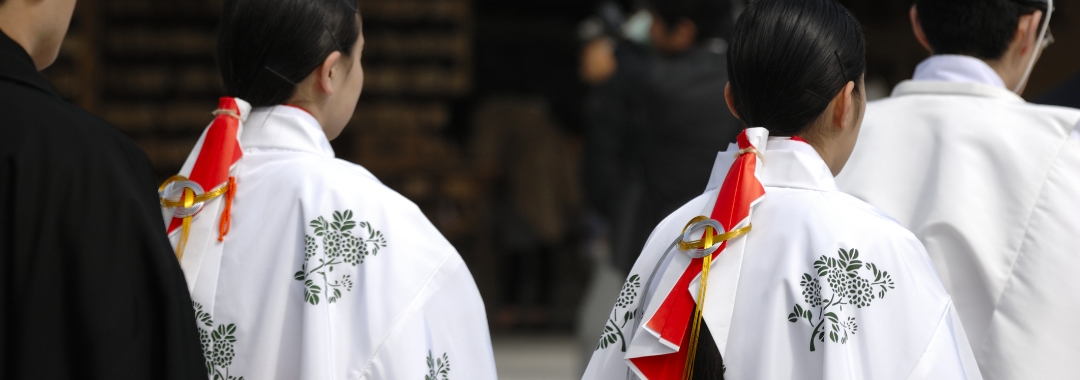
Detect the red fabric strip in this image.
<box><xmin>167</xmin><ymin>97</ymin><xmax>244</xmax><ymax>233</ymax></box>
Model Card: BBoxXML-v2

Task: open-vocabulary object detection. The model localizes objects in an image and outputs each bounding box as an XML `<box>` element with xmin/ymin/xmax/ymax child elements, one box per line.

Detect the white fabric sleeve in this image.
<box><xmin>360</xmin><ymin>258</ymin><xmax>497</xmax><ymax>380</ymax></box>
<box><xmin>905</xmin><ymin>305</ymin><xmax>983</xmax><ymax>380</ymax></box>
<box><xmin>972</xmin><ymin>138</ymin><xmax>1080</xmax><ymax>380</ymax></box>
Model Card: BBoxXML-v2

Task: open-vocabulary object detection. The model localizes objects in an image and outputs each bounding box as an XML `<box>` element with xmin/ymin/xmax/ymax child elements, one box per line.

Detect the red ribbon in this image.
<box><xmin>167</xmin><ymin>97</ymin><xmax>244</xmax><ymax>234</ymax></box>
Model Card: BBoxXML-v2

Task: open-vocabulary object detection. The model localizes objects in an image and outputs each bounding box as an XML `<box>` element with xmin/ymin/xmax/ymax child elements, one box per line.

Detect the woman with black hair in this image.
<box><xmin>157</xmin><ymin>0</ymin><xmax>497</xmax><ymax>379</ymax></box>
<box><xmin>583</xmin><ymin>0</ymin><xmax>982</xmax><ymax>379</ymax></box>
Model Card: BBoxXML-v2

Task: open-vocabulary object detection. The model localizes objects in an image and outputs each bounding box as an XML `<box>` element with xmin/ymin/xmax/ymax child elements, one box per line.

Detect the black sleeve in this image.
<box><xmin>0</xmin><ymin>91</ymin><xmax>206</xmax><ymax>379</ymax></box>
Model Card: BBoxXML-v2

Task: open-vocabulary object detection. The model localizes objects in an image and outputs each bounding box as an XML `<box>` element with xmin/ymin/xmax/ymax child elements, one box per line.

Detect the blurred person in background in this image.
<box><xmin>584</xmin><ymin>0</ymin><xmax>742</xmax><ymax>281</ymax></box>
<box><xmin>472</xmin><ymin>96</ymin><xmax>583</xmax><ymax>331</ymax></box>
<box><xmin>576</xmin><ymin>1</ymin><xmax>653</xmax><ymax>372</ymax></box>
<box><xmin>1037</xmin><ymin>70</ymin><xmax>1080</xmax><ymax>108</ymax></box>
<box><xmin>157</xmin><ymin>0</ymin><xmax>496</xmax><ymax>378</ymax></box>
<box><xmin>576</xmin><ymin>0</ymin><xmax>740</xmax><ymax>373</ymax></box>
<box><xmin>837</xmin><ymin>1</ymin><xmax>1080</xmax><ymax>379</ymax></box>
<box><xmin>0</xmin><ymin>0</ymin><xmax>207</xmax><ymax>378</ymax></box>
<box><xmin>579</xmin><ymin>1</ymin><xmax>651</xmax><ymax>271</ymax></box>
<box><xmin>585</xmin><ymin>0</ymin><xmax>981</xmax><ymax>378</ymax></box>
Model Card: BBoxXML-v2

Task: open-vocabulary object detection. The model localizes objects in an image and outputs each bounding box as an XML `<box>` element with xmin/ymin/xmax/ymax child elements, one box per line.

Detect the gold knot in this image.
<box><xmin>159</xmin><ymin>175</ymin><xmax>229</xmax><ymax>208</ymax></box>
<box><xmin>212</xmin><ymin>109</ymin><xmax>241</xmax><ymax>120</ymax></box>
<box><xmin>677</xmin><ymin>216</ymin><xmax>753</xmax><ymax>251</ymax></box>
<box><xmin>737</xmin><ymin>146</ymin><xmax>764</xmax><ymax>161</ymax></box>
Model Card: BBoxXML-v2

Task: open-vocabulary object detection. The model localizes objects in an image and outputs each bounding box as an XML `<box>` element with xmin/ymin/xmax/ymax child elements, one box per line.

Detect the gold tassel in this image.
<box><xmin>175</xmin><ymin>188</ymin><xmax>195</xmax><ymax>261</ymax></box>
<box><xmin>159</xmin><ymin>175</ymin><xmax>234</xmax><ymax>262</ymax></box>
<box><xmin>680</xmin><ymin>221</ymin><xmax>752</xmax><ymax>380</ymax></box>
<box><xmin>682</xmin><ymin>226</ymin><xmax>713</xmax><ymax>380</ymax></box>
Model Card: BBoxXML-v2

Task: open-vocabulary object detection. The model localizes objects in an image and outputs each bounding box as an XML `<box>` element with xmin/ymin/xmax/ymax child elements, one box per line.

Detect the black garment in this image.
<box><xmin>588</xmin><ymin>43</ymin><xmax>742</xmax><ymax>274</ymax></box>
<box><xmin>0</xmin><ymin>32</ymin><xmax>206</xmax><ymax>379</ymax></box>
<box><xmin>1036</xmin><ymin>70</ymin><xmax>1080</xmax><ymax>109</ymax></box>
<box><xmin>637</xmin><ymin>44</ymin><xmax>741</xmax><ymax>246</ymax></box>
<box><xmin>583</xmin><ymin>41</ymin><xmax>649</xmax><ymax>222</ymax></box>
<box><xmin>582</xmin><ymin>41</ymin><xmax>650</xmax><ymax>274</ymax></box>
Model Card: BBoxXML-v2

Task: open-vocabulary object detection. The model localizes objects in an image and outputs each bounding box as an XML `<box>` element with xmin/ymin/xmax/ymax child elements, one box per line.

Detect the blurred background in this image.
<box><xmin>41</xmin><ymin>0</ymin><xmax>1079</xmax><ymax>379</ymax></box>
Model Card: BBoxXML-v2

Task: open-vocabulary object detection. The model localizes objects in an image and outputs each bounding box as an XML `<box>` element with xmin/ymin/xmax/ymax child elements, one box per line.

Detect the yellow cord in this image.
<box><xmin>160</xmin><ymin>175</ymin><xmax>232</xmax><ymax>261</ymax></box>
<box><xmin>679</xmin><ymin>224</ymin><xmax>753</xmax><ymax>251</ymax></box>
<box><xmin>175</xmin><ymin>188</ymin><xmax>195</xmax><ymax>261</ymax></box>
<box><xmin>679</xmin><ymin>221</ymin><xmax>752</xmax><ymax>380</ymax></box>
<box><xmin>159</xmin><ymin>175</ymin><xmax>229</xmax><ymax>208</ymax></box>
<box><xmin>683</xmin><ymin>226</ymin><xmax>714</xmax><ymax>380</ymax></box>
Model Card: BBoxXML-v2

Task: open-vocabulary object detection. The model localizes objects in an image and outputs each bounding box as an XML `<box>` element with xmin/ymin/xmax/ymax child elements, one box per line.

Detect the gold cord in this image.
<box><xmin>682</xmin><ymin>226</ymin><xmax>714</xmax><ymax>380</ymax></box>
<box><xmin>176</xmin><ymin>188</ymin><xmax>194</xmax><ymax>261</ymax></box>
<box><xmin>679</xmin><ymin>219</ymin><xmax>753</xmax><ymax>380</ymax></box>
<box><xmin>678</xmin><ymin>224</ymin><xmax>752</xmax><ymax>251</ymax></box>
<box><xmin>737</xmin><ymin>146</ymin><xmax>764</xmax><ymax>161</ymax></box>
<box><xmin>159</xmin><ymin>175</ymin><xmax>230</xmax><ymax>208</ymax></box>
<box><xmin>160</xmin><ymin>175</ymin><xmax>232</xmax><ymax>261</ymax></box>
<box><xmin>211</xmin><ymin>109</ymin><xmax>241</xmax><ymax>120</ymax></box>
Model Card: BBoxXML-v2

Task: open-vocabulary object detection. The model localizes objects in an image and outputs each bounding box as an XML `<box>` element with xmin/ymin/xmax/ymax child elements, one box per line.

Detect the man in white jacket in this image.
<box><xmin>837</xmin><ymin>1</ymin><xmax>1080</xmax><ymax>379</ymax></box>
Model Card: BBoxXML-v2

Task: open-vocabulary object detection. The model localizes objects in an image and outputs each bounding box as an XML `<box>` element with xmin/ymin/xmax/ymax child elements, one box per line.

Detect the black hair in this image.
<box><xmin>915</xmin><ymin>0</ymin><xmax>1043</xmax><ymax>60</ymax></box>
<box><xmin>649</xmin><ymin>0</ymin><xmax>734</xmax><ymax>42</ymax></box>
<box><xmin>217</xmin><ymin>0</ymin><xmax>361</xmax><ymax>107</ymax></box>
<box><xmin>691</xmin><ymin>321</ymin><xmax>725</xmax><ymax>380</ymax></box>
<box><xmin>726</xmin><ymin>0</ymin><xmax>866</xmax><ymax>136</ymax></box>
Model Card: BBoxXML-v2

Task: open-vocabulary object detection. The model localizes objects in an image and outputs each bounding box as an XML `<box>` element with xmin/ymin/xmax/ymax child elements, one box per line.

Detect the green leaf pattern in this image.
<box><xmin>425</xmin><ymin>351</ymin><xmax>451</xmax><ymax>380</ymax></box>
<box><xmin>788</xmin><ymin>248</ymin><xmax>895</xmax><ymax>351</ymax></box>
<box><xmin>595</xmin><ymin>274</ymin><xmax>642</xmax><ymax>352</ymax></box>
<box><xmin>294</xmin><ymin>210</ymin><xmax>387</xmax><ymax>305</ymax></box>
<box><xmin>193</xmin><ymin>302</ymin><xmax>245</xmax><ymax>380</ymax></box>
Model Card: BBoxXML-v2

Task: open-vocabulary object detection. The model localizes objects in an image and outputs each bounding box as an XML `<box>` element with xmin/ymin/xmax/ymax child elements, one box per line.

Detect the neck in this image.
<box><xmin>0</xmin><ymin>7</ymin><xmax>62</xmax><ymax>71</ymax></box>
<box><xmin>0</xmin><ymin>22</ymin><xmax>34</xmax><ymax>70</ymax></box>
<box><xmin>285</xmin><ymin>100</ymin><xmax>325</xmax><ymax>128</ymax></box>
<box><xmin>801</xmin><ymin>135</ymin><xmax>843</xmax><ymax>177</ymax></box>
<box><xmin>985</xmin><ymin>58</ymin><xmax>1023</xmax><ymax>92</ymax></box>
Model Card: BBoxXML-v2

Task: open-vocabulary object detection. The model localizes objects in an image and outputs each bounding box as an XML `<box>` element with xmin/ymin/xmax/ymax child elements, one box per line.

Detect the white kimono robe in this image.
<box><xmin>583</xmin><ymin>134</ymin><xmax>981</xmax><ymax>379</ymax></box>
<box><xmin>164</xmin><ymin>103</ymin><xmax>497</xmax><ymax>380</ymax></box>
<box><xmin>837</xmin><ymin>56</ymin><xmax>1080</xmax><ymax>380</ymax></box>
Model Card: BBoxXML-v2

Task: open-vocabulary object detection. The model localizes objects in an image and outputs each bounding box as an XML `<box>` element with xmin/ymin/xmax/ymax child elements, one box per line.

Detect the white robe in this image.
<box><xmin>837</xmin><ymin>58</ymin><xmax>1080</xmax><ymax>380</ymax></box>
<box><xmin>583</xmin><ymin>136</ymin><xmax>981</xmax><ymax>379</ymax></box>
<box><xmin>165</xmin><ymin>104</ymin><xmax>497</xmax><ymax>380</ymax></box>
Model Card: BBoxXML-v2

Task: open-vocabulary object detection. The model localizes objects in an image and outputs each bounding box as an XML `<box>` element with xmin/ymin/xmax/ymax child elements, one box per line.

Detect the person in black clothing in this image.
<box><xmin>1037</xmin><ymin>70</ymin><xmax>1080</xmax><ymax>109</ymax></box>
<box><xmin>0</xmin><ymin>0</ymin><xmax>206</xmax><ymax>378</ymax></box>
<box><xmin>585</xmin><ymin>0</ymin><xmax>742</xmax><ymax>274</ymax></box>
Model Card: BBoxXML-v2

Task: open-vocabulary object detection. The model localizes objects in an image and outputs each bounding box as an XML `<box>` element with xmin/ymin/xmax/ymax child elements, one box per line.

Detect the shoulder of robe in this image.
<box><xmin>864</xmin><ymin>93</ymin><xmax>1080</xmax><ymax>138</ymax></box>
<box><xmin>0</xmin><ymin>81</ymin><xmax>156</xmax><ymax>185</ymax></box>
<box><xmin>768</xmin><ymin>188</ymin><xmax>923</xmax><ymax>248</ymax></box>
<box><xmin>271</xmin><ymin>155</ymin><xmax>453</xmax><ymax>251</ymax></box>
<box><xmin>280</xmin><ymin>156</ymin><xmax>418</xmax><ymax>210</ymax></box>
<box><xmin>263</xmin><ymin>156</ymin><xmax>468</xmax><ymax>299</ymax></box>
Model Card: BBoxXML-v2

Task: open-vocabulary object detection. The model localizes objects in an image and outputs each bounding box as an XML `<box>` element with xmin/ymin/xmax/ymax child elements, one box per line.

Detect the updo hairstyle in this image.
<box><xmin>217</xmin><ymin>0</ymin><xmax>361</xmax><ymax>107</ymax></box>
<box><xmin>726</xmin><ymin>0</ymin><xmax>866</xmax><ymax>136</ymax></box>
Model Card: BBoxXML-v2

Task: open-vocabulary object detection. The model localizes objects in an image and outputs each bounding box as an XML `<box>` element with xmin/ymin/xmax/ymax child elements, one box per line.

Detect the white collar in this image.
<box><xmin>913</xmin><ymin>55</ymin><xmax>1007</xmax><ymax>89</ymax></box>
<box><xmin>704</xmin><ymin>137</ymin><xmax>837</xmax><ymax>193</ymax></box>
<box><xmin>890</xmin><ymin>79</ymin><xmax>1025</xmax><ymax>103</ymax></box>
<box><xmin>240</xmin><ymin>105</ymin><xmax>336</xmax><ymax>158</ymax></box>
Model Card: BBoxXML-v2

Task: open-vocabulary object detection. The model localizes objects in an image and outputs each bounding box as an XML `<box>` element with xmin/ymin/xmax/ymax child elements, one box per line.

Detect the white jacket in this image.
<box><xmin>584</xmin><ymin>134</ymin><xmax>980</xmax><ymax>380</ymax></box>
<box><xmin>165</xmin><ymin>104</ymin><xmax>497</xmax><ymax>380</ymax></box>
<box><xmin>837</xmin><ymin>63</ymin><xmax>1080</xmax><ymax>380</ymax></box>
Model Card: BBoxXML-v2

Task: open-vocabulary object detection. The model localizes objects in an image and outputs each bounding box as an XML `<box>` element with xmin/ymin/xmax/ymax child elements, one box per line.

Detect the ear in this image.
<box><xmin>316</xmin><ymin>51</ymin><xmax>343</xmax><ymax>95</ymax></box>
<box><xmin>910</xmin><ymin>5</ymin><xmax>933</xmax><ymax>54</ymax></box>
<box><xmin>1015</xmin><ymin>10</ymin><xmax>1043</xmax><ymax>57</ymax></box>
<box><xmin>832</xmin><ymin>81</ymin><xmax>856</xmax><ymax>131</ymax></box>
<box><xmin>724</xmin><ymin>82</ymin><xmax>741</xmax><ymax>120</ymax></box>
